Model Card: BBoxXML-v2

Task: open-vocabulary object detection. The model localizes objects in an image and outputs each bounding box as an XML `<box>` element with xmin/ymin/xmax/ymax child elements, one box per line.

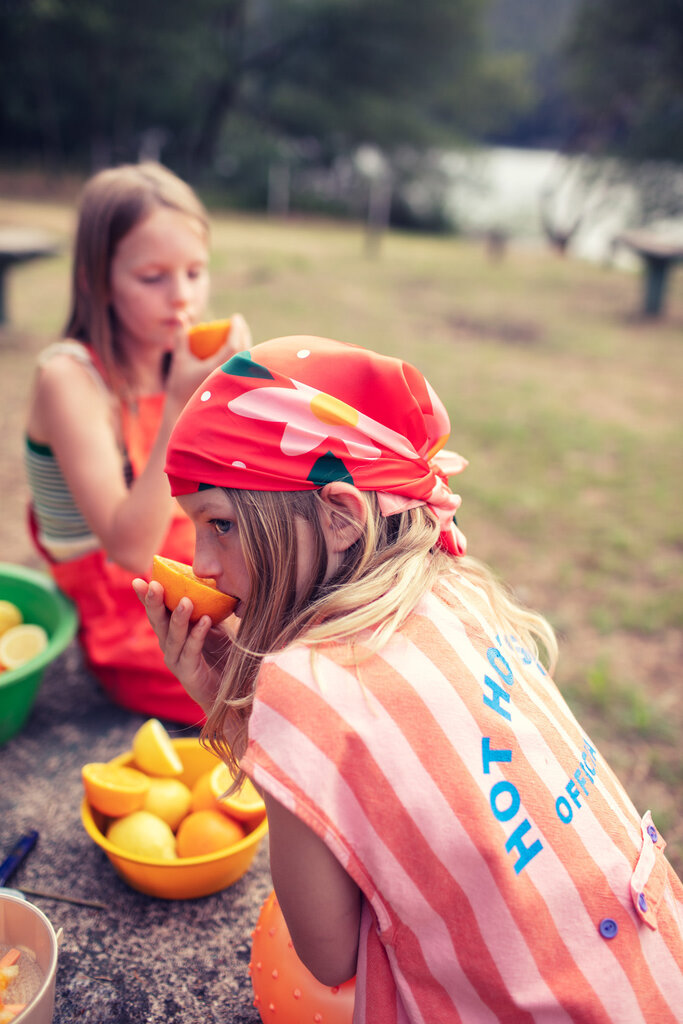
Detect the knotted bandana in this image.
<box><xmin>166</xmin><ymin>336</ymin><xmax>467</xmax><ymax>555</ymax></box>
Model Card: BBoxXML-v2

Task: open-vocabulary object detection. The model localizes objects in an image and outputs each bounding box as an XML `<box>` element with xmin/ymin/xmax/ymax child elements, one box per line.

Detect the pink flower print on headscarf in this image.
<box><xmin>165</xmin><ymin>336</ymin><xmax>468</xmax><ymax>556</ymax></box>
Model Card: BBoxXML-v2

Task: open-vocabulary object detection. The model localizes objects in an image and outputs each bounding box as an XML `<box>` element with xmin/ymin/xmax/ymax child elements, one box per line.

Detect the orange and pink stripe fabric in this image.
<box><xmin>242</xmin><ymin>575</ymin><xmax>683</xmax><ymax>1022</ymax></box>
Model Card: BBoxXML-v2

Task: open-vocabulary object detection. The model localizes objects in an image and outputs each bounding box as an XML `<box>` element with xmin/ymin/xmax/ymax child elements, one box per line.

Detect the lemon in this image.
<box><xmin>0</xmin><ymin>623</ymin><xmax>48</xmax><ymax>670</ymax></box>
<box><xmin>143</xmin><ymin>777</ymin><xmax>192</xmax><ymax>831</ymax></box>
<box><xmin>0</xmin><ymin>600</ymin><xmax>23</xmax><ymax>637</ymax></box>
<box><xmin>82</xmin><ymin>762</ymin><xmax>151</xmax><ymax>817</ymax></box>
<box><xmin>210</xmin><ymin>763</ymin><xmax>265</xmax><ymax>822</ymax></box>
<box><xmin>107</xmin><ymin>810</ymin><xmax>177</xmax><ymax>860</ymax></box>
<box><xmin>132</xmin><ymin>718</ymin><xmax>183</xmax><ymax>777</ymax></box>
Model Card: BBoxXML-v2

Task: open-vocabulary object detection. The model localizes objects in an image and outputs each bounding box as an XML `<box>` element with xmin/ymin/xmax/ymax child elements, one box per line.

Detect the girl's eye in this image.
<box><xmin>187</xmin><ymin>267</ymin><xmax>205</xmax><ymax>280</ymax></box>
<box><xmin>139</xmin><ymin>273</ymin><xmax>164</xmax><ymax>284</ymax></box>
<box><xmin>210</xmin><ymin>519</ymin><xmax>233</xmax><ymax>536</ymax></box>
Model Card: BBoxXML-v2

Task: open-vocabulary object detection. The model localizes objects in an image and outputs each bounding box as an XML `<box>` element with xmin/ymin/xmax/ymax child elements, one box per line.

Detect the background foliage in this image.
<box><xmin>2</xmin><ymin>0</ymin><xmax>681</xmax><ymax>195</ymax></box>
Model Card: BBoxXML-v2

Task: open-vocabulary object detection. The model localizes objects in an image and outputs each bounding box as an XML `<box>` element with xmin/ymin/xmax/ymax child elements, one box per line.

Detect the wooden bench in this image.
<box><xmin>615</xmin><ymin>228</ymin><xmax>683</xmax><ymax>318</ymax></box>
<box><xmin>0</xmin><ymin>227</ymin><xmax>62</xmax><ymax>325</ymax></box>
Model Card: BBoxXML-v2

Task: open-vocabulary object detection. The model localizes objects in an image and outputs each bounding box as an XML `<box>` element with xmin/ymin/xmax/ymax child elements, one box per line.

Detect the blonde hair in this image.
<box><xmin>202</xmin><ymin>488</ymin><xmax>558</xmax><ymax>778</ymax></box>
<box><xmin>64</xmin><ymin>161</ymin><xmax>209</xmax><ymax>394</ymax></box>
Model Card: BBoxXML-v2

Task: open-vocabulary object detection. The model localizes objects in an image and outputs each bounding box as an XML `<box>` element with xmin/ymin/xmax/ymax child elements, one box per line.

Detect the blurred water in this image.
<box><xmin>443</xmin><ymin>146</ymin><xmax>640</xmax><ymax>267</ymax></box>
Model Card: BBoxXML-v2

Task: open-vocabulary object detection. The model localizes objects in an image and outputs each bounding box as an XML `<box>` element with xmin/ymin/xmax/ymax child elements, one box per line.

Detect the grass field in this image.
<box><xmin>1</xmin><ymin>193</ymin><xmax>682</xmax><ymax>873</ymax></box>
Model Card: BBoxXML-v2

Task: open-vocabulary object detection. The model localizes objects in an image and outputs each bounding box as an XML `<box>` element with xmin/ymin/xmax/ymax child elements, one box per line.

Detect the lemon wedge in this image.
<box><xmin>132</xmin><ymin>718</ymin><xmax>183</xmax><ymax>777</ymax></box>
<box><xmin>0</xmin><ymin>600</ymin><xmax>23</xmax><ymax>638</ymax></box>
<box><xmin>0</xmin><ymin>623</ymin><xmax>48</xmax><ymax>670</ymax></box>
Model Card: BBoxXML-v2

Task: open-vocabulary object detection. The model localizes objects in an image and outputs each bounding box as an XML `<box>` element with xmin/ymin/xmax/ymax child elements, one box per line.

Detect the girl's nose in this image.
<box><xmin>169</xmin><ymin>271</ymin><xmax>192</xmax><ymax>307</ymax></box>
<box><xmin>192</xmin><ymin>539</ymin><xmax>220</xmax><ymax>582</ymax></box>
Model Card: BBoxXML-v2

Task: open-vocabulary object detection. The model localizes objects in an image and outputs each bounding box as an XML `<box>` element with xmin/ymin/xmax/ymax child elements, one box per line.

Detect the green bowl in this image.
<box><xmin>0</xmin><ymin>562</ymin><xmax>77</xmax><ymax>746</ymax></box>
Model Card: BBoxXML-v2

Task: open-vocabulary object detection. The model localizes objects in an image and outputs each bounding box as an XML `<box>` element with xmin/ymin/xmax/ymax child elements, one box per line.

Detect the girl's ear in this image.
<box><xmin>319</xmin><ymin>482</ymin><xmax>367</xmax><ymax>553</ymax></box>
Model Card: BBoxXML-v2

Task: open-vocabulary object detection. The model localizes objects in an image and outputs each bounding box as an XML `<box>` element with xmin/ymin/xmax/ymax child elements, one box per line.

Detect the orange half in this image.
<box><xmin>151</xmin><ymin>555</ymin><xmax>238</xmax><ymax>625</ymax></box>
<box><xmin>210</xmin><ymin>763</ymin><xmax>266</xmax><ymax>823</ymax></box>
<box><xmin>188</xmin><ymin>318</ymin><xmax>232</xmax><ymax>359</ymax></box>
<box><xmin>82</xmin><ymin>762</ymin><xmax>151</xmax><ymax>817</ymax></box>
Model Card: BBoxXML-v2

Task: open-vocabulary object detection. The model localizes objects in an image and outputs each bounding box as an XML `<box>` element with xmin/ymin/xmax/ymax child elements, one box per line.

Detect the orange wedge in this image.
<box><xmin>82</xmin><ymin>762</ymin><xmax>151</xmax><ymax>817</ymax></box>
<box><xmin>188</xmin><ymin>318</ymin><xmax>232</xmax><ymax>359</ymax></box>
<box><xmin>151</xmin><ymin>555</ymin><xmax>237</xmax><ymax>625</ymax></box>
<box><xmin>210</xmin><ymin>763</ymin><xmax>266</xmax><ymax>823</ymax></box>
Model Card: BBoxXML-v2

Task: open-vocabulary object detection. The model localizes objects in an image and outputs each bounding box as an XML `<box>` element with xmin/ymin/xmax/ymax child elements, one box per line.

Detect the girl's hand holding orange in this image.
<box><xmin>166</xmin><ymin>312</ymin><xmax>252</xmax><ymax>411</ymax></box>
<box><xmin>131</xmin><ymin>574</ymin><xmax>224</xmax><ymax>716</ymax></box>
<box><xmin>184</xmin><ymin>311</ymin><xmax>251</xmax><ymax>364</ymax></box>
<box><xmin>208</xmin><ymin>311</ymin><xmax>251</xmax><ymax>361</ymax></box>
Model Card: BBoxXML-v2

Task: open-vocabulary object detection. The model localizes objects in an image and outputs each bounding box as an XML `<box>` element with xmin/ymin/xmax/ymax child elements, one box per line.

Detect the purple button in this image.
<box><xmin>647</xmin><ymin>824</ymin><xmax>658</xmax><ymax>843</ymax></box>
<box><xmin>638</xmin><ymin>893</ymin><xmax>648</xmax><ymax>913</ymax></box>
<box><xmin>599</xmin><ymin>918</ymin><xmax>618</xmax><ymax>939</ymax></box>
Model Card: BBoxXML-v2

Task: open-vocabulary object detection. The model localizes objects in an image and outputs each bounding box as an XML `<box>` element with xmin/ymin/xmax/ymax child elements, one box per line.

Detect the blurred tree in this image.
<box><xmin>0</xmin><ymin>0</ymin><xmax>244</xmax><ymax>170</ymax></box>
<box><xmin>564</xmin><ymin>0</ymin><xmax>683</xmax><ymax>162</ymax></box>
<box><xmin>484</xmin><ymin>0</ymin><xmax>579</xmax><ymax>148</ymax></box>
<box><xmin>0</xmin><ymin>0</ymin><xmax>530</xmax><ymax>180</ymax></box>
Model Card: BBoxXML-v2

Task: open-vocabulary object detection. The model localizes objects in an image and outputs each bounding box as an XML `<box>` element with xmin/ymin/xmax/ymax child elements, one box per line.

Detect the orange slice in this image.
<box><xmin>82</xmin><ymin>762</ymin><xmax>151</xmax><ymax>817</ymax></box>
<box><xmin>210</xmin><ymin>763</ymin><xmax>266</xmax><ymax>822</ymax></box>
<box><xmin>188</xmin><ymin>318</ymin><xmax>232</xmax><ymax>359</ymax></box>
<box><xmin>151</xmin><ymin>555</ymin><xmax>237</xmax><ymax>625</ymax></box>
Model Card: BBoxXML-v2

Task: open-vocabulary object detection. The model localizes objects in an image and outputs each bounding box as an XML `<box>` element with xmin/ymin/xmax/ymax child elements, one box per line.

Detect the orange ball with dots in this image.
<box><xmin>250</xmin><ymin>890</ymin><xmax>355</xmax><ymax>1024</ymax></box>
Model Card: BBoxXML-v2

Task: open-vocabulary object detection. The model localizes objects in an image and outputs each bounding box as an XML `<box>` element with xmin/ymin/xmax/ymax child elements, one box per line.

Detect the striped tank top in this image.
<box><xmin>242</xmin><ymin>574</ymin><xmax>683</xmax><ymax>1023</ymax></box>
<box><xmin>24</xmin><ymin>342</ymin><xmax>133</xmax><ymax>561</ymax></box>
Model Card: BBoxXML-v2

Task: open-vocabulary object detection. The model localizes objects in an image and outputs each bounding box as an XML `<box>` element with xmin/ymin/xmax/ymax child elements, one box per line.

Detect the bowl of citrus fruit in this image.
<box><xmin>0</xmin><ymin>563</ymin><xmax>78</xmax><ymax>747</ymax></box>
<box><xmin>80</xmin><ymin>718</ymin><xmax>268</xmax><ymax>900</ymax></box>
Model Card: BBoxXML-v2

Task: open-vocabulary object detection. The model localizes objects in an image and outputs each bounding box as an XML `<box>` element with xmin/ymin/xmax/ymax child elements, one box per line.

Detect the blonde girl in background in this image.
<box><xmin>25</xmin><ymin>162</ymin><xmax>250</xmax><ymax>722</ymax></box>
<box><xmin>135</xmin><ymin>336</ymin><xmax>682</xmax><ymax>1021</ymax></box>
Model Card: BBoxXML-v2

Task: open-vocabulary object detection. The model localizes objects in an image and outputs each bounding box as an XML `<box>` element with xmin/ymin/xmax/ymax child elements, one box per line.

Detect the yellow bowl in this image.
<box><xmin>80</xmin><ymin>737</ymin><xmax>268</xmax><ymax>900</ymax></box>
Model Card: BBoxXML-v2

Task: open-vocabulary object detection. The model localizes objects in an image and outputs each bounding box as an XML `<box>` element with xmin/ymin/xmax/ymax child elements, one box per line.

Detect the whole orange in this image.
<box><xmin>190</xmin><ymin>769</ymin><xmax>220</xmax><ymax>812</ymax></box>
<box><xmin>176</xmin><ymin>809</ymin><xmax>245</xmax><ymax>858</ymax></box>
<box><xmin>188</xmin><ymin>319</ymin><xmax>232</xmax><ymax>359</ymax></box>
<box><xmin>151</xmin><ymin>555</ymin><xmax>237</xmax><ymax>625</ymax></box>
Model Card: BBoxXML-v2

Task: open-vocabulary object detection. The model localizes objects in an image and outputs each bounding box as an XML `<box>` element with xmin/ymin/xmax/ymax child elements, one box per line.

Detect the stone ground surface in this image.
<box><xmin>0</xmin><ymin>643</ymin><xmax>271</xmax><ymax>1023</ymax></box>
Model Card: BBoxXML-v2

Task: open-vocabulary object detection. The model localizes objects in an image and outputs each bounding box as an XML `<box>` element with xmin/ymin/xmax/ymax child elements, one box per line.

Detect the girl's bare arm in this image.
<box><xmin>27</xmin><ymin>317</ymin><xmax>250</xmax><ymax>574</ymax></box>
<box><xmin>29</xmin><ymin>354</ymin><xmax>180</xmax><ymax>572</ymax></box>
<box><xmin>263</xmin><ymin>792</ymin><xmax>361</xmax><ymax>987</ymax></box>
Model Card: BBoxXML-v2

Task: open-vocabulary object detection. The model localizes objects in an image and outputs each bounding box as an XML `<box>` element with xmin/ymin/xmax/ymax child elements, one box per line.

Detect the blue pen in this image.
<box><xmin>0</xmin><ymin>830</ymin><xmax>39</xmax><ymax>886</ymax></box>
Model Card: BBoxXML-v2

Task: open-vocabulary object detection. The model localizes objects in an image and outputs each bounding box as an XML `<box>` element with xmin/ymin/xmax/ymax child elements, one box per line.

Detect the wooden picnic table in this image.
<box><xmin>615</xmin><ymin>228</ymin><xmax>683</xmax><ymax>317</ymax></box>
<box><xmin>0</xmin><ymin>227</ymin><xmax>62</xmax><ymax>325</ymax></box>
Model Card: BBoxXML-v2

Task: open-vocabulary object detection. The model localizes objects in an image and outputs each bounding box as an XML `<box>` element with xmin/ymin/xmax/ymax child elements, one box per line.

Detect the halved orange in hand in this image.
<box><xmin>188</xmin><ymin>318</ymin><xmax>232</xmax><ymax>359</ymax></box>
<box><xmin>151</xmin><ymin>555</ymin><xmax>237</xmax><ymax>624</ymax></box>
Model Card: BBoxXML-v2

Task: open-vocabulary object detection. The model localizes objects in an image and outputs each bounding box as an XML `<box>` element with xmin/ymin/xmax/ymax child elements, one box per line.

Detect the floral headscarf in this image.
<box><xmin>166</xmin><ymin>336</ymin><xmax>467</xmax><ymax>555</ymax></box>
